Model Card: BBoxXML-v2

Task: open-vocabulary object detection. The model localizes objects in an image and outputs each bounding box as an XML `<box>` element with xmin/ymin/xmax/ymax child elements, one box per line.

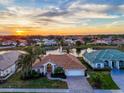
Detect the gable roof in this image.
<box><xmin>0</xmin><ymin>51</ymin><xmax>21</xmax><ymax>70</ymax></box>
<box><xmin>84</xmin><ymin>49</ymin><xmax>124</xmax><ymax>64</ymax></box>
<box><xmin>33</xmin><ymin>54</ymin><xmax>86</xmax><ymax>69</ymax></box>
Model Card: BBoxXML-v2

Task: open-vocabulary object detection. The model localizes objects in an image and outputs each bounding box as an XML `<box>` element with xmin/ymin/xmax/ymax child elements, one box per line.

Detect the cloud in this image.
<box><xmin>0</xmin><ymin>0</ymin><xmax>122</xmax><ymax>28</ymax></box>
<box><xmin>0</xmin><ymin>0</ymin><xmax>14</xmax><ymax>5</ymax></box>
<box><xmin>118</xmin><ymin>5</ymin><xmax>124</xmax><ymax>14</ymax></box>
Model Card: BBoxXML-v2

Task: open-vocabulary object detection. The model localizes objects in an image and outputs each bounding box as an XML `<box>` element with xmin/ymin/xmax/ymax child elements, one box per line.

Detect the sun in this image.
<box><xmin>16</xmin><ymin>29</ymin><xmax>24</xmax><ymax>35</ymax></box>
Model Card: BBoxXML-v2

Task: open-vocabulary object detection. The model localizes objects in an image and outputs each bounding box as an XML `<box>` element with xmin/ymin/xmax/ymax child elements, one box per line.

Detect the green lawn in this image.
<box><xmin>0</xmin><ymin>73</ymin><xmax>68</xmax><ymax>89</ymax></box>
<box><xmin>88</xmin><ymin>72</ymin><xmax>119</xmax><ymax>89</ymax></box>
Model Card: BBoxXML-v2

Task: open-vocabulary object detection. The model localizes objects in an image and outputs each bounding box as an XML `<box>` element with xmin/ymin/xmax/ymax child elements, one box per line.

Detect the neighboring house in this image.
<box><xmin>33</xmin><ymin>54</ymin><xmax>86</xmax><ymax>76</ymax></box>
<box><xmin>43</xmin><ymin>39</ymin><xmax>57</xmax><ymax>46</ymax></box>
<box><xmin>64</xmin><ymin>39</ymin><xmax>75</xmax><ymax>45</ymax></box>
<box><xmin>92</xmin><ymin>39</ymin><xmax>109</xmax><ymax>45</ymax></box>
<box><xmin>0</xmin><ymin>51</ymin><xmax>21</xmax><ymax>80</ymax></box>
<box><xmin>112</xmin><ymin>38</ymin><xmax>124</xmax><ymax>45</ymax></box>
<box><xmin>74</xmin><ymin>39</ymin><xmax>85</xmax><ymax>44</ymax></box>
<box><xmin>2</xmin><ymin>40</ymin><xmax>17</xmax><ymax>46</ymax></box>
<box><xmin>83</xmin><ymin>49</ymin><xmax>124</xmax><ymax>69</ymax></box>
<box><xmin>18</xmin><ymin>40</ymin><xmax>28</xmax><ymax>46</ymax></box>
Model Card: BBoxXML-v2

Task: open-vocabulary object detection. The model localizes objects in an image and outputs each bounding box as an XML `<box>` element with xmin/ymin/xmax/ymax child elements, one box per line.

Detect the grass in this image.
<box><xmin>88</xmin><ymin>71</ymin><xmax>119</xmax><ymax>89</ymax></box>
<box><xmin>0</xmin><ymin>73</ymin><xmax>68</xmax><ymax>89</ymax></box>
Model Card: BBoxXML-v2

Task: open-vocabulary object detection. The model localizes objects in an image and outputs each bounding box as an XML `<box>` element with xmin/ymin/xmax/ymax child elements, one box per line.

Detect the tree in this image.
<box><xmin>76</xmin><ymin>48</ymin><xmax>81</xmax><ymax>56</ymax></box>
<box><xmin>18</xmin><ymin>54</ymin><xmax>31</xmax><ymax>78</ymax></box>
<box><xmin>76</xmin><ymin>41</ymin><xmax>82</xmax><ymax>47</ymax></box>
<box><xmin>18</xmin><ymin>46</ymin><xmax>44</xmax><ymax>79</ymax></box>
<box><xmin>60</xmin><ymin>39</ymin><xmax>64</xmax><ymax>46</ymax></box>
<box><xmin>66</xmin><ymin>48</ymin><xmax>70</xmax><ymax>54</ymax></box>
<box><xmin>83</xmin><ymin>37</ymin><xmax>92</xmax><ymax>44</ymax></box>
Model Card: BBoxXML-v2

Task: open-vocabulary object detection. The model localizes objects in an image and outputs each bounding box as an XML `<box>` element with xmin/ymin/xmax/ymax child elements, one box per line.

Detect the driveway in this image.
<box><xmin>111</xmin><ymin>70</ymin><xmax>124</xmax><ymax>92</ymax></box>
<box><xmin>67</xmin><ymin>76</ymin><xmax>93</xmax><ymax>93</ymax></box>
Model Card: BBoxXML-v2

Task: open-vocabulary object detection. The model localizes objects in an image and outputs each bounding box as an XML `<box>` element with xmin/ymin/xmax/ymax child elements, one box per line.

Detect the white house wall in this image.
<box><xmin>0</xmin><ymin>64</ymin><xmax>16</xmax><ymax>77</ymax></box>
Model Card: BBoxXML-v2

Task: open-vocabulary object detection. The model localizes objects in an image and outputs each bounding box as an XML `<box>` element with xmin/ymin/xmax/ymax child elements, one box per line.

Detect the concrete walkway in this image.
<box><xmin>0</xmin><ymin>88</ymin><xmax>69</xmax><ymax>93</ymax></box>
<box><xmin>67</xmin><ymin>76</ymin><xmax>93</xmax><ymax>93</ymax></box>
<box><xmin>111</xmin><ymin>70</ymin><xmax>124</xmax><ymax>92</ymax></box>
<box><xmin>47</xmin><ymin>73</ymin><xmax>67</xmax><ymax>82</ymax></box>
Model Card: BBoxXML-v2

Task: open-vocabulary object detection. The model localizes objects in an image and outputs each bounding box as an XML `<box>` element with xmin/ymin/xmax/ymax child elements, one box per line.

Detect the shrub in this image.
<box><xmin>51</xmin><ymin>73</ymin><xmax>66</xmax><ymax>79</ymax></box>
<box><xmin>51</xmin><ymin>67</ymin><xmax>66</xmax><ymax>79</ymax></box>
<box><xmin>20</xmin><ymin>70</ymin><xmax>44</xmax><ymax>80</ymax></box>
<box><xmin>92</xmin><ymin>73</ymin><xmax>102</xmax><ymax>88</ymax></box>
<box><xmin>54</xmin><ymin>67</ymin><xmax>65</xmax><ymax>74</ymax></box>
<box><xmin>94</xmin><ymin>68</ymin><xmax>111</xmax><ymax>71</ymax></box>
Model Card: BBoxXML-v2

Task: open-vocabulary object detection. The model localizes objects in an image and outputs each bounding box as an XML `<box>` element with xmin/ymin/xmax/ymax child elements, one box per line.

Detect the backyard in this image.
<box><xmin>0</xmin><ymin>73</ymin><xmax>68</xmax><ymax>89</ymax></box>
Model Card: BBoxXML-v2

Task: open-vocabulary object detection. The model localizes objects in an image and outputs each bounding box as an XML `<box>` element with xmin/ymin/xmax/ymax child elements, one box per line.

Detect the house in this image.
<box><xmin>33</xmin><ymin>54</ymin><xmax>86</xmax><ymax>76</ymax></box>
<box><xmin>42</xmin><ymin>39</ymin><xmax>57</xmax><ymax>46</ymax></box>
<box><xmin>18</xmin><ymin>40</ymin><xmax>28</xmax><ymax>46</ymax></box>
<box><xmin>1</xmin><ymin>40</ymin><xmax>17</xmax><ymax>46</ymax></box>
<box><xmin>112</xmin><ymin>38</ymin><xmax>124</xmax><ymax>45</ymax></box>
<box><xmin>83</xmin><ymin>49</ymin><xmax>124</xmax><ymax>69</ymax></box>
<box><xmin>0</xmin><ymin>51</ymin><xmax>21</xmax><ymax>80</ymax></box>
<box><xmin>64</xmin><ymin>39</ymin><xmax>75</xmax><ymax>44</ymax></box>
<box><xmin>92</xmin><ymin>39</ymin><xmax>109</xmax><ymax>45</ymax></box>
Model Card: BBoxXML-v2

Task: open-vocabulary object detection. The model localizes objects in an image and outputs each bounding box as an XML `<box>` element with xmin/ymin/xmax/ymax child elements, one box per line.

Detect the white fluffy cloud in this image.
<box><xmin>0</xmin><ymin>0</ymin><xmax>122</xmax><ymax>27</ymax></box>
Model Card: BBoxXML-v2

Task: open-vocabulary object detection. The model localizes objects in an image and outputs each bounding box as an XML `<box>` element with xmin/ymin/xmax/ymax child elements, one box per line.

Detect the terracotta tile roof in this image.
<box><xmin>33</xmin><ymin>54</ymin><xmax>86</xmax><ymax>69</ymax></box>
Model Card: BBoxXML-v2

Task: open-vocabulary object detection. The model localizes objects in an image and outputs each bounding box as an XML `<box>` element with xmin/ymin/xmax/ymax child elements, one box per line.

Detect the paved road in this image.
<box><xmin>67</xmin><ymin>76</ymin><xmax>93</xmax><ymax>93</ymax></box>
<box><xmin>111</xmin><ymin>70</ymin><xmax>124</xmax><ymax>92</ymax></box>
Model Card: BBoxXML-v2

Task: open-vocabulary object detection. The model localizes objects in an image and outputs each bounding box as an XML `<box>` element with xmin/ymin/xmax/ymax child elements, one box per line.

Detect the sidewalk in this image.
<box><xmin>0</xmin><ymin>88</ymin><xmax>69</xmax><ymax>93</ymax></box>
<box><xmin>94</xmin><ymin>89</ymin><xmax>123</xmax><ymax>93</ymax></box>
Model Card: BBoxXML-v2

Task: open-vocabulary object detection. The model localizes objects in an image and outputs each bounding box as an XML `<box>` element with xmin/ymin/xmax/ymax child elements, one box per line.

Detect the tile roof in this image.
<box><xmin>33</xmin><ymin>54</ymin><xmax>86</xmax><ymax>69</ymax></box>
<box><xmin>0</xmin><ymin>51</ymin><xmax>21</xmax><ymax>70</ymax></box>
<box><xmin>84</xmin><ymin>49</ymin><xmax>124</xmax><ymax>64</ymax></box>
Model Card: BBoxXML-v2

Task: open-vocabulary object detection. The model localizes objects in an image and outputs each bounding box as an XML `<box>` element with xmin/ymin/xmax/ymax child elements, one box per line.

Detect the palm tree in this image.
<box><xmin>17</xmin><ymin>54</ymin><xmax>30</xmax><ymax>78</ymax></box>
<box><xmin>18</xmin><ymin>45</ymin><xmax>45</xmax><ymax>78</ymax></box>
<box><xmin>76</xmin><ymin>48</ymin><xmax>81</xmax><ymax>56</ymax></box>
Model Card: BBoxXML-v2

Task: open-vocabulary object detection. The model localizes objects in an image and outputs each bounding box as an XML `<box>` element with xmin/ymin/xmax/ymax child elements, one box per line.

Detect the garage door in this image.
<box><xmin>65</xmin><ymin>69</ymin><xmax>85</xmax><ymax>76</ymax></box>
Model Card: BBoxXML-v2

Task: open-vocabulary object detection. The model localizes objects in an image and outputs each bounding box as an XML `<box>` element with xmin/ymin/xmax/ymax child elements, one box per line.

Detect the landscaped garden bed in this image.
<box><xmin>51</xmin><ymin>67</ymin><xmax>67</xmax><ymax>79</ymax></box>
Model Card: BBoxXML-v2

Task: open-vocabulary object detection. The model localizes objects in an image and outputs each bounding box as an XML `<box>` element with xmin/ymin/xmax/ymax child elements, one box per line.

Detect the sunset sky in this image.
<box><xmin>0</xmin><ymin>0</ymin><xmax>124</xmax><ymax>35</ymax></box>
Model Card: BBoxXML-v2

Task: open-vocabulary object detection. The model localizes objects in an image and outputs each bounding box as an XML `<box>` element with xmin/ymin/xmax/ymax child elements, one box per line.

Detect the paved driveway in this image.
<box><xmin>111</xmin><ymin>70</ymin><xmax>124</xmax><ymax>92</ymax></box>
<box><xmin>67</xmin><ymin>76</ymin><xmax>93</xmax><ymax>93</ymax></box>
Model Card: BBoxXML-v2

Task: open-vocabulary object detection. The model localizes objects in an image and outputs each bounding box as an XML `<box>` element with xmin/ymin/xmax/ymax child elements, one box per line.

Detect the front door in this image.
<box><xmin>47</xmin><ymin>64</ymin><xmax>52</xmax><ymax>73</ymax></box>
<box><xmin>112</xmin><ymin>61</ymin><xmax>116</xmax><ymax>69</ymax></box>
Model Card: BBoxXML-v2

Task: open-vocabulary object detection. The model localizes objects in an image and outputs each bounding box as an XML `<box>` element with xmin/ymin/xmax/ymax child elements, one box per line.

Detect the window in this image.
<box><xmin>104</xmin><ymin>60</ymin><xmax>109</xmax><ymax>67</ymax></box>
<box><xmin>38</xmin><ymin>69</ymin><xmax>40</xmax><ymax>73</ymax></box>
